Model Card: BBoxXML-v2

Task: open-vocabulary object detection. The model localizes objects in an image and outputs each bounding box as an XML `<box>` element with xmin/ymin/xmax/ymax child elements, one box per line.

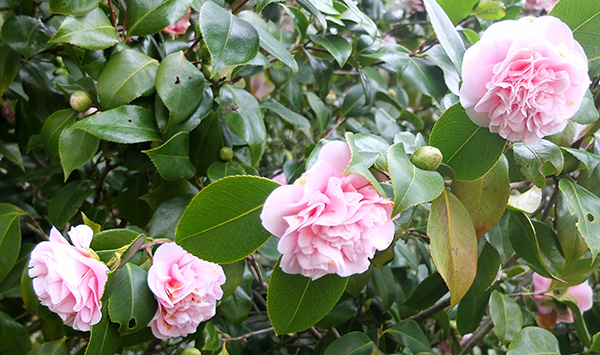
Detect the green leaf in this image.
<box><xmin>117</xmin><ymin>174</ymin><xmax>152</xmax><ymax>227</ymax></box>
<box><xmin>339</xmin><ymin>84</ymin><xmax>372</xmax><ymax>118</ymax></box>
<box><xmin>48</xmin><ymin>180</ymin><xmax>91</xmax><ymax>228</ymax></box>
<box><xmin>200</xmin><ymin>1</ymin><xmax>259</xmax><ymax>75</ymax></box>
<box><xmin>0</xmin><ymin>204</ymin><xmax>25</xmax><ymax>284</ymax></box>
<box><xmin>571</xmin><ymin>90</ymin><xmax>600</xmax><ymax>124</ymax></box>
<box><xmin>558</xmin><ymin>178</ymin><xmax>600</xmax><ymax>257</ymax></box>
<box><xmin>473</xmin><ymin>1</ymin><xmax>506</xmax><ymax>21</ymax></box>
<box><xmin>563</xmin><ymin>297</ymin><xmax>592</xmax><ymax>347</ymax></box>
<box><xmin>297</xmin><ymin>0</ymin><xmax>327</xmax><ymax>33</ymax></box>
<box><xmin>512</xmin><ymin>140</ymin><xmax>563</xmax><ymax>188</ymax></box>
<box><xmin>0</xmin><ymin>142</ymin><xmax>24</xmax><ymax>171</ymax></box>
<box><xmin>429</xmin><ymin>103</ymin><xmax>507</xmax><ymax>181</ymax></box>
<box><xmin>384</xmin><ymin>320</ymin><xmax>431</xmax><ymax>353</ymax></box>
<box><xmin>219</xmin><ymin>287</ymin><xmax>252</xmax><ymax>327</ymax></box>
<box><xmin>108</xmin><ymin>263</ymin><xmax>157</xmax><ymax>335</ymax></box>
<box><xmin>508</xmin><ymin>186</ymin><xmax>542</xmax><ymax>214</ymax></box>
<box><xmin>49</xmin><ymin>8</ymin><xmax>119</xmax><ymax>50</ymax></box>
<box><xmin>506</xmin><ymin>327</ymin><xmax>560</xmax><ymax>355</ymax></box>
<box><xmin>97</xmin><ymin>49</ymin><xmax>159</xmax><ymax>109</ymax></box>
<box><xmin>283</xmin><ymin>5</ymin><xmax>309</xmax><ymax>38</ymax></box>
<box><xmin>126</xmin><ymin>0</ymin><xmax>193</xmax><ymax>37</ymax></box>
<box><xmin>267</xmin><ymin>260</ymin><xmax>348</xmax><ymax>334</ymax></box>
<box><xmin>403</xmin><ymin>272</ymin><xmax>448</xmax><ymax>310</ymax></box>
<box><xmin>388</xmin><ymin>142</ymin><xmax>444</xmax><ymax>216</ymax></box>
<box><xmin>261</xmin><ymin>98</ymin><xmax>311</xmax><ymax>128</ymax></box>
<box><xmin>156</xmin><ymin>51</ymin><xmax>205</xmax><ymax>128</ymax></box>
<box><xmin>428</xmin><ymin>189</ymin><xmax>477</xmax><ymax>307</ymax></box>
<box><xmin>0</xmin><ymin>311</ymin><xmax>31</xmax><ymax>353</ymax></box>
<box><xmin>489</xmin><ymin>290</ymin><xmax>522</xmax><ymax>343</ymax></box>
<box><xmin>556</xmin><ymin>192</ymin><xmax>588</xmax><ymax>263</ymax></box>
<box><xmin>423</xmin><ymin>0</ymin><xmax>465</xmax><ymax>73</ymax></box>
<box><xmin>59</xmin><ymin>128</ymin><xmax>99</xmax><ymax>181</ymax></box>
<box><xmin>91</xmin><ymin>229</ymin><xmax>141</xmax><ymax>251</ymax></box>
<box><xmin>451</xmin><ymin>156</ymin><xmax>509</xmax><ymax>237</ymax></box>
<box><xmin>436</xmin><ymin>0</ymin><xmax>478</xmax><ymax>24</ymax></box>
<box><xmin>143</xmin><ymin>131</ymin><xmax>196</xmax><ymax>180</ymax></box>
<box><xmin>561</xmin><ymin>147</ymin><xmax>600</xmax><ymax>177</ymax></box>
<box><xmin>50</xmin><ymin>0</ymin><xmax>100</xmax><ymax>15</ymax></box>
<box><xmin>30</xmin><ymin>338</ymin><xmax>67</xmax><ymax>355</ymax></box>
<box><xmin>338</xmin><ymin>0</ymin><xmax>377</xmax><ymax>38</ymax></box>
<box><xmin>257</xmin><ymin>0</ymin><xmax>284</xmax><ymax>12</ymax></box>
<box><xmin>465</xmin><ymin>242</ymin><xmax>501</xmax><ymax>297</ymax></box>
<box><xmin>344</xmin><ymin>132</ymin><xmax>386</xmax><ymax>197</ymax></box>
<box><xmin>190</xmin><ymin>112</ymin><xmax>223</xmax><ymax>176</ymax></box>
<box><xmin>220</xmin><ymin>85</ymin><xmax>266</xmax><ymax>165</ymax></box>
<box><xmin>219</xmin><ymin>260</ymin><xmax>246</xmax><ymax>300</ymax></box>
<box><xmin>2</xmin><ymin>16</ymin><xmax>54</xmax><ymax>59</ymax></box>
<box><xmin>550</xmin><ymin>1</ymin><xmax>600</xmax><ymax>60</ymax></box>
<box><xmin>457</xmin><ymin>290</ymin><xmax>491</xmax><ymax>335</ymax></box>
<box><xmin>85</xmin><ymin>305</ymin><xmax>120</xmax><ymax>355</ymax></box>
<box><xmin>404</xmin><ymin>55</ymin><xmax>448</xmax><ymax>101</ymax></box>
<box><xmin>508</xmin><ymin>210</ymin><xmax>555</xmax><ymax>279</ymax></box>
<box><xmin>0</xmin><ymin>43</ymin><xmax>20</xmax><ymax>95</ymax></box>
<box><xmin>41</xmin><ymin>109</ymin><xmax>78</xmax><ymax>159</ymax></box>
<box><xmin>372</xmin><ymin>264</ymin><xmax>396</xmax><ymax>312</ymax></box>
<box><xmin>148</xmin><ymin>195</ymin><xmax>194</xmax><ymax>240</ymax></box>
<box><xmin>324</xmin><ymin>332</ymin><xmax>375</xmax><ymax>355</ymax></box>
<box><xmin>175</xmin><ymin>176</ymin><xmax>279</xmax><ymax>263</ymax></box>
<box><xmin>308</xmin><ymin>34</ymin><xmax>351</xmax><ymax>67</ymax></box>
<box><xmin>70</xmin><ymin>105</ymin><xmax>161</xmax><ymax>143</ymax></box>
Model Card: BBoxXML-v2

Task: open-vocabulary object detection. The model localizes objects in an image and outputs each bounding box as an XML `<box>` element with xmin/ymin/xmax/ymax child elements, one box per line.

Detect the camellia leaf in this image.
<box><xmin>388</xmin><ymin>142</ymin><xmax>444</xmax><ymax>216</ymax></box>
<box><xmin>200</xmin><ymin>1</ymin><xmax>259</xmax><ymax>75</ymax></box>
<box><xmin>70</xmin><ymin>105</ymin><xmax>161</xmax><ymax>143</ymax></box>
<box><xmin>175</xmin><ymin>176</ymin><xmax>280</xmax><ymax>263</ymax></box>
<box><xmin>506</xmin><ymin>327</ymin><xmax>560</xmax><ymax>355</ymax></box>
<box><xmin>344</xmin><ymin>132</ymin><xmax>386</xmax><ymax>197</ymax></box>
<box><xmin>126</xmin><ymin>0</ymin><xmax>193</xmax><ymax>38</ymax></box>
<box><xmin>48</xmin><ymin>180</ymin><xmax>92</xmax><ymax>228</ymax></box>
<box><xmin>41</xmin><ymin>109</ymin><xmax>78</xmax><ymax>159</ymax></box>
<box><xmin>2</xmin><ymin>16</ymin><xmax>54</xmax><ymax>59</ymax></box>
<box><xmin>465</xmin><ymin>242</ymin><xmax>501</xmax><ymax>297</ymax></box>
<box><xmin>85</xmin><ymin>305</ymin><xmax>120</xmax><ymax>355</ymax></box>
<box><xmin>403</xmin><ymin>272</ymin><xmax>448</xmax><ymax>310</ymax></box>
<box><xmin>512</xmin><ymin>140</ymin><xmax>563</xmax><ymax>188</ymax></box>
<box><xmin>32</xmin><ymin>338</ymin><xmax>67</xmax><ymax>355</ymax></box>
<box><xmin>0</xmin><ymin>43</ymin><xmax>20</xmax><ymax>96</ymax></box>
<box><xmin>0</xmin><ymin>204</ymin><xmax>26</xmax><ymax>284</ymax></box>
<box><xmin>429</xmin><ymin>103</ymin><xmax>507</xmax><ymax>181</ymax></box>
<box><xmin>508</xmin><ymin>210</ymin><xmax>556</xmax><ymax>279</ymax></box>
<box><xmin>570</xmin><ymin>89</ymin><xmax>599</xmax><ymax>125</ymax></box>
<box><xmin>59</xmin><ymin>128</ymin><xmax>100</xmax><ymax>181</ymax></box>
<box><xmin>156</xmin><ymin>51</ymin><xmax>205</xmax><ymax>128</ymax></box>
<box><xmin>308</xmin><ymin>34</ymin><xmax>352</xmax><ymax>67</ymax></box>
<box><xmin>97</xmin><ymin>49</ymin><xmax>159</xmax><ymax>109</ymax></box>
<box><xmin>0</xmin><ymin>142</ymin><xmax>24</xmax><ymax>171</ymax></box>
<box><xmin>550</xmin><ymin>1</ymin><xmax>600</xmax><ymax>60</ymax></box>
<box><xmin>489</xmin><ymin>290</ymin><xmax>522</xmax><ymax>343</ymax></box>
<box><xmin>558</xmin><ymin>178</ymin><xmax>600</xmax><ymax>257</ymax></box>
<box><xmin>50</xmin><ymin>0</ymin><xmax>101</xmax><ymax>15</ymax></box>
<box><xmin>267</xmin><ymin>260</ymin><xmax>348</xmax><ymax>334</ymax></box>
<box><xmin>561</xmin><ymin>147</ymin><xmax>600</xmax><ymax>177</ymax></box>
<box><xmin>423</xmin><ymin>0</ymin><xmax>465</xmax><ymax>73</ymax></box>
<box><xmin>473</xmin><ymin>1</ymin><xmax>506</xmax><ymax>21</ymax></box>
<box><xmin>427</xmin><ymin>189</ymin><xmax>477</xmax><ymax>307</ymax></box>
<box><xmin>260</xmin><ymin>98</ymin><xmax>311</xmax><ymax>128</ymax></box>
<box><xmin>143</xmin><ymin>131</ymin><xmax>196</xmax><ymax>180</ymax></box>
<box><xmin>49</xmin><ymin>8</ymin><xmax>119</xmax><ymax>50</ymax></box>
<box><xmin>451</xmin><ymin>156</ymin><xmax>510</xmax><ymax>237</ymax></box>
<box><xmin>324</xmin><ymin>332</ymin><xmax>375</xmax><ymax>355</ymax></box>
<box><xmin>257</xmin><ymin>0</ymin><xmax>285</xmax><ymax>12</ymax></box>
<box><xmin>383</xmin><ymin>320</ymin><xmax>431</xmax><ymax>353</ymax></box>
<box><xmin>108</xmin><ymin>263</ymin><xmax>158</xmax><ymax>335</ymax></box>
<box><xmin>436</xmin><ymin>0</ymin><xmax>478</xmax><ymax>24</ymax></box>
<box><xmin>457</xmin><ymin>290</ymin><xmax>491</xmax><ymax>335</ymax></box>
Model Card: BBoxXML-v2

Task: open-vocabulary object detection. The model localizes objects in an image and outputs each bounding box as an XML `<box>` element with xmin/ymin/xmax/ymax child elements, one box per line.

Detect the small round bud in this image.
<box><xmin>70</xmin><ymin>91</ymin><xmax>93</xmax><ymax>112</ymax></box>
<box><xmin>181</xmin><ymin>348</ymin><xmax>201</xmax><ymax>355</ymax></box>
<box><xmin>219</xmin><ymin>147</ymin><xmax>234</xmax><ymax>161</ymax></box>
<box><xmin>410</xmin><ymin>146</ymin><xmax>443</xmax><ymax>171</ymax></box>
<box><xmin>387</xmin><ymin>88</ymin><xmax>397</xmax><ymax>98</ymax></box>
<box><xmin>325</xmin><ymin>90</ymin><xmax>336</xmax><ymax>105</ymax></box>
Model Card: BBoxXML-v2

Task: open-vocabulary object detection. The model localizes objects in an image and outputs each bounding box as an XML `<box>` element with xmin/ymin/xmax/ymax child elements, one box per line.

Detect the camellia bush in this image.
<box><xmin>2</xmin><ymin>0</ymin><xmax>600</xmax><ymax>353</ymax></box>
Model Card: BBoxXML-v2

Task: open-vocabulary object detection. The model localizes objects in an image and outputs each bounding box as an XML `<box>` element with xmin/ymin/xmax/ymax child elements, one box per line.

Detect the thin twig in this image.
<box><xmin>322</xmin><ymin>114</ymin><xmax>346</xmax><ymax>139</ymax></box>
<box><xmin>107</xmin><ymin>0</ymin><xmax>120</xmax><ymax>41</ymax></box>
<box><xmin>27</xmin><ymin>214</ymin><xmax>47</xmax><ymax>240</ymax></box>
<box><xmin>458</xmin><ymin>318</ymin><xmax>494</xmax><ymax>355</ymax></box>
<box><xmin>231</xmin><ymin>0</ymin><xmax>250</xmax><ymax>14</ymax></box>
<box><xmin>407</xmin><ymin>297</ymin><xmax>450</xmax><ymax>322</ymax></box>
<box><xmin>220</xmin><ymin>327</ymin><xmax>274</xmax><ymax>342</ymax></box>
<box><xmin>185</xmin><ymin>35</ymin><xmax>203</xmax><ymax>56</ymax></box>
<box><xmin>540</xmin><ymin>179</ymin><xmax>559</xmax><ymax>223</ymax></box>
<box><xmin>509</xmin><ymin>180</ymin><xmax>534</xmax><ymax>190</ymax></box>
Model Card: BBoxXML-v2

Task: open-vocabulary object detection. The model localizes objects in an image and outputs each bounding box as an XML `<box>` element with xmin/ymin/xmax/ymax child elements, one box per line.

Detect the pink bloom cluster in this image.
<box><xmin>532</xmin><ymin>273</ymin><xmax>593</xmax><ymax>329</ymax></box>
<box><xmin>162</xmin><ymin>9</ymin><xmax>191</xmax><ymax>35</ymax></box>
<box><xmin>460</xmin><ymin>16</ymin><xmax>589</xmax><ymax>143</ymax></box>
<box><xmin>147</xmin><ymin>243</ymin><xmax>225</xmax><ymax>339</ymax></box>
<box><xmin>524</xmin><ymin>0</ymin><xmax>559</xmax><ymax>13</ymax></box>
<box><xmin>260</xmin><ymin>141</ymin><xmax>395</xmax><ymax>280</ymax></box>
<box><xmin>28</xmin><ymin>225</ymin><xmax>108</xmax><ymax>331</ymax></box>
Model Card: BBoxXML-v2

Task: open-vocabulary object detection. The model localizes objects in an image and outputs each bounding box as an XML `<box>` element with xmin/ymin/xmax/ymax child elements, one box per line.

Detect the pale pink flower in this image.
<box><xmin>532</xmin><ymin>273</ymin><xmax>593</xmax><ymax>328</ymax></box>
<box><xmin>271</xmin><ymin>172</ymin><xmax>287</xmax><ymax>185</ymax></box>
<box><xmin>406</xmin><ymin>0</ymin><xmax>425</xmax><ymax>13</ymax></box>
<box><xmin>28</xmin><ymin>225</ymin><xmax>108</xmax><ymax>332</ymax></box>
<box><xmin>260</xmin><ymin>141</ymin><xmax>395</xmax><ymax>280</ymax></box>
<box><xmin>524</xmin><ymin>0</ymin><xmax>559</xmax><ymax>13</ymax></box>
<box><xmin>460</xmin><ymin>16</ymin><xmax>589</xmax><ymax>144</ymax></box>
<box><xmin>147</xmin><ymin>243</ymin><xmax>225</xmax><ymax>339</ymax></box>
<box><xmin>162</xmin><ymin>9</ymin><xmax>191</xmax><ymax>35</ymax></box>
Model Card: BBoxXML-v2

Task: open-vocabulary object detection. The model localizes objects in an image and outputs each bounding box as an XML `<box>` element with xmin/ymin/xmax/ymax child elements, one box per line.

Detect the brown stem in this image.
<box><xmin>540</xmin><ymin>179</ymin><xmax>559</xmax><ymax>223</ymax></box>
<box><xmin>322</xmin><ymin>114</ymin><xmax>346</xmax><ymax>139</ymax></box>
<box><xmin>185</xmin><ymin>35</ymin><xmax>203</xmax><ymax>56</ymax></box>
<box><xmin>458</xmin><ymin>318</ymin><xmax>494</xmax><ymax>355</ymax></box>
<box><xmin>121</xmin><ymin>0</ymin><xmax>129</xmax><ymax>41</ymax></box>
<box><xmin>219</xmin><ymin>327</ymin><xmax>274</xmax><ymax>342</ymax></box>
<box><xmin>407</xmin><ymin>297</ymin><xmax>450</xmax><ymax>322</ymax></box>
<box><xmin>28</xmin><ymin>214</ymin><xmax>48</xmax><ymax>240</ymax></box>
<box><xmin>231</xmin><ymin>0</ymin><xmax>250</xmax><ymax>14</ymax></box>
<box><xmin>510</xmin><ymin>180</ymin><xmax>534</xmax><ymax>190</ymax></box>
<box><xmin>107</xmin><ymin>0</ymin><xmax>120</xmax><ymax>40</ymax></box>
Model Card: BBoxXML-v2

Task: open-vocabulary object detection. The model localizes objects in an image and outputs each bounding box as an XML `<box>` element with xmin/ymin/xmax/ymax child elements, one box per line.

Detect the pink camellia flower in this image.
<box><xmin>162</xmin><ymin>9</ymin><xmax>191</xmax><ymax>35</ymax></box>
<box><xmin>28</xmin><ymin>225</ymin><xmax>108</xmax><ymax>332</ymax></box>
<box><xmin>260</xmin><ymin>141</ymin><xmax>395</xmax><ymax>280</ymax></box>
<box><xmin>532</xmin><ymin>273</ymin><xmax>594</xmax><ymax>329</ymax></box>
<box><xmin>524</xmin><ymin>0</ymin><xmax>559</xmax><ymax>13</ymax></box>
<box><xmin>460</xmin><ymin>16</ymin><xmax>590</xmax><ymax>144</ymax></box>
<box><xmin>147</xmin><ymin>243</ymin><xmax>225</xmax><ymax>339</ymax></box>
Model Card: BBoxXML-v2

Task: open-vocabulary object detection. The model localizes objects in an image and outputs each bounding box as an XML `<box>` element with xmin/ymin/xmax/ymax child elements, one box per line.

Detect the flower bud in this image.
<box><xmin>70</xmin><ymin>91</ymin><xmax>93</xmax><ymax>112</ymax></box>
<box><xmin>410</xmin><ymin>146</ymin><xmax>443</xmax><ymax>171</ymax></box>
<box><xmin>325</xmin><ymin>90</ymin><xmax>336</xmax><ymax>105</ymax></box>
<box><xmin>181</xmin><ymin>348</ymin><xmax>201</xmax><ymax>355</ymax></box>
<box><xmin>219</xmin><ymin>147</ymin><xmax>234</xmax><ymax>161</ymax></box>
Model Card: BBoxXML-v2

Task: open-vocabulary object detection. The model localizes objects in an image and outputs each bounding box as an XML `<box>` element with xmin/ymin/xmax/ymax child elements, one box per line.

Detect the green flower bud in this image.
<box><xmin>181</xmin><ymin>348</ymin><xmax>201</xmax><ymax>355</ymax></box>
<box><xmin>325</xmin><ymin>90</ymin><xmax>336</xmax><ymax>105</ymax></box>
<box><xmin>219</xmin><ymin>147</ymin><xmax>234</xmax><ymax>161</ymax></box>
<box><xmin>69</xmin><ymin>91</ymin><xmax>93</xmax><ymax>112</ymax></box>
<box><xmin>410</xmin><ymin>146</ymin><xmax>443</xmax><ymax>171</ymax></box>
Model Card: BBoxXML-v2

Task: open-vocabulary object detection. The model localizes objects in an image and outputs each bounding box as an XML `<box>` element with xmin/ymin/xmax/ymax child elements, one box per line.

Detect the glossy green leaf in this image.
<box><xmin>429</xmin><ymin>103</ymin><xmax>507</xmax><ymax>181</ymax></box>
<box><xmin>267</xmin><ymin>260</ymin><xmax>348</xmax><ymax>334</ymax></box>
<box><xmin>558</xmin><ymin>178</ymin><xmax>600</xmax><ymax>257</ymax></box>
<box><xmin>489</xmin><ymin>290</ymin><xmax>522</xmax><ymax>343</ymax></box>
<box><xmin>59</xmin><ymin>128</ymin><xmax>100</xmax><ymax>181</ymax></box>
<box><xmin>70</xmin><ymin>105</ymin><xmax>161</xmax><ymax>143</ymax></box>
<box><xmin>143</xmin><ymin>132</ymin><xmax>195</xmax><ymax>180</ymax></box>
<box><xmin>571</xmin><ymin>90</ymin><xmax>599</xmax><ymax>124</ymax></box>
<box><xmin>550</xmin><ymin>1</ymin><xmax>600</xmax><ymax>60</ymax></box>
<box><xmin>2</xmin><ymin>16</ymin><xmax>54</xmax><ymax>59</ymax></box>
<box><xmin>50</xmin><ymin>0</ymin><xmax>100</xmax><ymax>15</ymax></box>
<box><xmin>403</xmin><ymin>272</ymin><xmax>448</xmax><ymax>310</ymax></box>
<box><xmin>0</xmin><ymin>43</ymin><xmax>20</xmax><ymax>95</ymax></box>
<box><xmin>219</xmin><ymin>260</ymin><xmax>246</xmax><ymax>300</ymax></box>
<box><xmin>324</xmin><ymin>332</ymin><xmax>375</xmax><ymax>355</ymax></box>
<box><xmin>457</xmin><ymin>290</ymin><xmax>491</xmax><ymax>335</ymax></box>
<box><xmin>190</xmin><ymin>112</ymin><xmax>223</xmax><ymax>176</ymax></box>
<box><xmin>85</xmin><ymin>305</ymin><xmax>120</xmax><ymax>355</ymax></box>
<box><xmin>508</xmin><ymin>210</ymin><xmax>555</xmax><ymax>279</ymax></box>
<box><xmin>339</xmin><ymin>84</ymin><xmax>372</xmax><ymax>118</ymax></box>
<box><xmin>156</xmin><ymin>51</ymin><xmax>205</xmax><ymax>128</ymax></box>
<box><xmin>283</xmin><ymin>5</ymin><xmax>309</xmax><ymax>38</ymax></box>
<box><xmin>465</xmin><ymin>242</ymin><xmax>501</xmax><ymax>297</ymax></box>
<box><xmin>533</xmin><ymin>220</ymin><xmax>567</xmax><ymax>277</ymax></box>
<box><xmin>384</xmin><ymin>320</ymin><xmax>431</xmax><ymax>353</ymax></box>
<box><xmin>261</xmin><ymin>98</ymin><xmax>311</xmax><ymax>128</ymax></box>
<box><xmin>388</xmin><ymin>142</ymin><xmax>444</xmax><ymax>216</ymax></box>
<box><xmin>117</xmin><ymin>174</ymin><xmax>152</xmax><ymax>227</ymax></box>
<box><xmin>344</xmin><ymin>132</ymin><xmax>386</xmax><ymax>197</ymax></box>
<box><xmin>175</xmin><ymin>176</ymin><xmax>279</xmax><ymax>263</ymax></box>
<box><xmin>308</xmin><ymin>34</ymin><xmax>351</xmax><ymax>67</ymax></box>
<box><xmin>297</xmin><ymin>0</ymin><xmax>327</xmax><ymax>33</ymax></box>
<box><xmin>506</xmin><ymin>327</ymin><xmax>560</xmax><ymax>355</ymax></box>
<box><xmin>0</xmin><ymin>204</ymin><xmax>25</xmax><ymax>284</ymax></box>
<box><xmin>148</xmin><ymin>195</ymin><xmax>194</xmax><ymax>240</ymax></box>
<box><xmin>372</xmin><ymin>264</ymin><xmax>396</xmax><ymax>312</ymax></box>
<box><xmin>200</xmin><ymin>1</ymin><xmax>259</xmax><ymax>75</ymax></box>
<box><xmin>257</xmin><ymin>0</ymin><xmax>284</xmax><ymax>12</ymax></box>
<box><xmin>220</xmin><ymin>85</ymin><xmax>266</xmax><ymax>165</ymax></box>
<box><xmin>126</xmin><ymin>0</ymin><xmax>193</xmax><ymax>37</ymax></box>
<box><xmin>49</xmin><ymin>8</ymin><xmax>119</xmax><ymax>50</ymax></box>
<box><xmin>48</xmin><ymin>180</ymin><xmax>91</xmax><ymax>228</ymax></box>
<box><xmin>0</xmin><ymin>142</ymin><xmax>24</xmax><ymax>171</ymax></box>
<box><xmin>512</xmin><ymin>140</ymin><xmax>563</xmax><ymax>188</ymax></box>
<box><xmin>97</xmin><ymin>49</ymin><xmax>159</xmax><ymax>109</ymax></box>
<box><xmin>428</xmin><ymin>189</ymin><xmax>478</xmax><ymax>307</ymax></box>
<box><xmin>452</xmin><ymin>156</ymin><xmax>509</xmax><ymax>237</ymax></box>
<box><xmin>436</xmin><ymin>0</ymin><xmax>478</xmax><ymax>24</ymax></box>
<box><xmin>423</xmin><ymin>0</ymin><xmax>465</xmax><ymax>73</ymax></box>
<box><xmin>30</xmin><ymin>338</ymin><xmax>67</xmax><ymax>355</ymax></box>
<box><xmin>108</xmin><ymin>263</ymin><xmax>157</xmax><ymax>335</ymax></box>
<box><xmin>41</xmin><ymin>109</ymin><xmax>78</xmax><ymax>159</ymax></box>
<box><xmin>91</xmin><ymin>229</ymin><xmax>141</xmax><ymax>251</ymax></box>
<box><xmin>561</xmin><ymin>147</ymin><xmax>600</xmax><ymax>177</ymax></box>
<box><xmin>404</xmin><ymin>55</ymin><xmax>448</xmax><ymax>101</ymax></box>
<box><xmin>339</xmin><ymin>0</ymin><xmax>377</xmax><ymax>38</ymax></box>
<box><xmin>556</xmin><ymin>192</ymin><xmax>588</xmax><ymax>263</ymax></box>
<box><xmin>473</xmin><ymin>1</ymin><xmax>506</xmax><ymax>20</ymax></box>
<box><xmin>0</xmin><ymin>311</ymin><xmax>31</xmax><ymax>353</ymax></box>
<box><xmin>219</xmin><ymin>287</ymin><xmax>252</xmax><ymax>327</ymax></box>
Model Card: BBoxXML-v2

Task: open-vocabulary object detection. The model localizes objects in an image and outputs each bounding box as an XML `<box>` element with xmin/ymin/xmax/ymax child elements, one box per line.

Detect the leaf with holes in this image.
<box><xmin>126</xmin><ymin>0</ymin><xmax>193</xmax><ymax>38</ymax></box>
<box><xmin>512</xmin><ymin>140</ymin><xmax>563</xmax><ymax>188</ymax></box>
<box><xmin>561</xmin><ymin>147</ymin><xmax>600</xmax><ymax>177</ymax></box>
<box><xmin>49</xmin><ymin>8</ymin><xmax>119</xmax><ymax>50</ymax></box>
